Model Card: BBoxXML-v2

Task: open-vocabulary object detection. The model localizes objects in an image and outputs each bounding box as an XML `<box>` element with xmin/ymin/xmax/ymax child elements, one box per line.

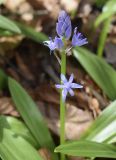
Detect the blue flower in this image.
<box><xmin>72</xmin><ymin>27</ymin><xmax>88</xmax><ymax>47</ymax></box>
<box><xmin>44</xmin><ymin>36</ymin><xmax>64</xmax><ymax>51</ymax></box>
<box><xmin>56</xmin><ymin>10</ymin><xmax>72</xmax><ymax>40</ymax></box>
<box><xmin>55</xmin><ymin>74</ymin><xmax>83</xmax><ymax>101</ymax></box>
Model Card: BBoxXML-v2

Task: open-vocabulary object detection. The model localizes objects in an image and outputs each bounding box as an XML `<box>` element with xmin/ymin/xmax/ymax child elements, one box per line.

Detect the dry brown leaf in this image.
<box><xmin>38</xmin><ymin>148</ymin><xmax>52</xmax><ymax>160</ymax></box>
<box><xmin>19</xmin><ymin>2</ymin><xmax>34</xmax><ymax>21</ymax></box>
<box><xmin>4</xmin><ymin>0</ymin><xmax>25</xmax><ymax>11</ymax></box>
<box><xmin>105</xmin><ymin>42</ymin><xmax>116</xmax><ymax>68</ymax></box>
<box><xmin>47</xmin><ymin>104</ymin><xmax>93</xmax><ymax>140</ymax></box>
<box><xmin>7</xmin><ymin>67</ymin><xmax>21</xmax><ymax>82</ymax></box>
<box><xmin>4</xmin><ymin>0</ymin><xmax>34</xmax><ymax>21</ymax></box>
<box><xmin>61</xmin><ymin>0</ymin><xmax>80</xmax><ymax>12</ymax></box>
<box><xmin>36</xmin><ymin>83</ymin><xmax>98</xmax><ymax>112</ymax></box>
<box><xmin>0</xmin><ymin>97</ymin><xmax>19</xmax><ymax>117</ymax></box>
<box><xmin>27</xmin><ymin>0</ymin><xmax>60</xmax><ymax>19</ymax></box>
<box><xmin>36</xmin><ymin>85</ymin><xmax>59</xmax><ymax>104</ymax></box>
<box><xmin>69</xmin><ymin>156</ymin><xmax>85</xmax><ymax>160</ymax></box>
<box><xmin>88</xmin><ymin>98</ymin><xmax>101</xmax><ymax>118</ymax></box>
<box><xmin>0</xmin><ymin>36</ymin><xmax>23</xmax><ymax>56</ymax></box>
<box><xmin>16</xmin><ymin>53</ymin><xmax>35</xmax><ymax>82</ymax></box>
<box><xmin>65</xmin><ymin>104</ymin><xmax>93</xmax><ymax>139</ymax></box>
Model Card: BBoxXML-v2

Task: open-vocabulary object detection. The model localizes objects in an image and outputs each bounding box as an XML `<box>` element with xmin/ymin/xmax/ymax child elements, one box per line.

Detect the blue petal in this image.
<box><xmin>65</xmin><ymin>25</ymin><xmax>72</xmax><ymax>40</ymax></box>
<box><xmin>69</xmin><ymin>73</ymin><xmax>74</xmax><ymax>83</ymax></box>
<box><xmin>54</xmin><ymin>37</ymin><xmax>64</xmax><ymax>49</ymax></box>
<box><xmin>49</xmin><ymin>43</ymin><xmax>56</xmax><ymax>50</ymax></box>
<box><xmin>56</xmin><ymin>22</ymin><xmax>63</xmax><ymax>37</ymax></box>
<box><xmin>72</xmin><ymin>27</ymin><xmax>88</xmax><ymax>47</ymax></box>
<box><xmin>69</xmin><ymin>88</ymin><xmax>74</xmax><ymax>96</ymax></box>
<box><xmin>77</xmin><ymin>38</ymin><xmax>88</xmax><ymax>46</ymax></box>
<box><xmin>58</xmin><ymin>10</ymin><xmax>67</xmax><ymax>22</ymax></box>
<box><xmin>61</xmin><ymin>74</ymin><xmax>67</xmax><ymax>83</ymax></box>
<box><xmin>43</xmin><ymin>37</ymin><xmax>56</xmax><ymax>51</ymax></box>
<box><xmin>62</xmin><ymin>89</ymin><xmax>68</xmax><ymax>102</ymax></box>
<box><xmin>55</xmin><ymin>84</ymin><xmax>64</xmax><ymax>89</ymax></box>
<box><xmin>71</xmin><ymin>83</ymin><xmax>83</xmax><ymax>89</ymax></box>
<box><xmin>56</xmin><ymin>10</ymin><xmax>72</xmax><ymax>39</ymax></box>
<box><xmin>44</xmin><ymin>37</ymin><xmax>64</xmax><ymax>51</ymax></box>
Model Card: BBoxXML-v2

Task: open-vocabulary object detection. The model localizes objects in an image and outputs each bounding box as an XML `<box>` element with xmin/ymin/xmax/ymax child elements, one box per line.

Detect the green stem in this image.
<box><xmin>97</xmin><ymin>16</ymin><xmax>111</xmax><ymax>57</ymax></box>
<box><xmin>60</xmin><ymin>50</ymin><xmax>66</xmax><ymax>160</ymax></box>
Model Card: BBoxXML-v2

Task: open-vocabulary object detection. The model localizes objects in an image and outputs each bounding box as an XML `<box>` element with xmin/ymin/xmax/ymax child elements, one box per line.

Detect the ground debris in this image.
<box><xmin>38</xmin><ymin>148</ymin><xmax>52</xmax><ymax>160</ymax></box>
<box><xmin>0</xmin><ymin>97</ymin><xmax>19</xmax><ymax>117</ymax></box>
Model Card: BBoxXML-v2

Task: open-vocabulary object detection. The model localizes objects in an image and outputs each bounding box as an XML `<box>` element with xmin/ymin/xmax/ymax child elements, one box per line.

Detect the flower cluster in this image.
<box><xmin>44</xmin><ymin>10</ymin><xmax>88</xmax><ymax>52</ymax></box>
<box><xmin>43</xmin><ymin>10</ymin><xmax>88</xmax><ymax>101</ymax></box>
<box><xmin>55</xmin><ymin>74</ymin><xmax>83</xmax><ymax>101</ymax></box>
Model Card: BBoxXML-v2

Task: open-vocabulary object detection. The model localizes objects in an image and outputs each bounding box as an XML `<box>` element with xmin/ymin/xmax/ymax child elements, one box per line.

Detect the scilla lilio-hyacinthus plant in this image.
<box><xmin>44</xmin><ymin>10</ymin><xmax>88</xmax><ymax>160</ymax></box>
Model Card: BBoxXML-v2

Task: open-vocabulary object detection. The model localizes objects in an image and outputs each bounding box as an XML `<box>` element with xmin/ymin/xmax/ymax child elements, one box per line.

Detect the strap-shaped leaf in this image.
<box><xmin>55</xmin><ymin>140</ymin><xmax>116</xmax><ymax>158</ymax></box>
<box><xmin>73</xmin><ymin>47</ymin><xmax>116</xmax><ymax>100</ymax></box>
<box><xmin>5</xmin><ymin>116</ymin><xmax>37</xmax><ymax>148</ymax></box>
<box><xmin>0</xmin><ymin>0</ymin><xmax>4</xmax><ymax>5</ymax></box>
<box><xmin>0</xmin><ymin>69</ymin><xmax>7</xmax><ymax>90</ymax></box>
<box><xmin>95</xmin><ymin>0</ymin><xmax>116</xmax><ymax>27</ymax></box>
<box><xmin>0</xmin><ymin>15</ymin><xmax>48</xmax><ymax>42</ymax></box>
<box><xmin>0</xmin><ymin>129</ymin><xmax>43</xmax><ymax>160</ymax></box>
<box><xmin>82</xmin><ymin>100</ymin><xmax>116</xmax><ymax>143</ymax></box>
<box><xmin>8</xmin><ymin>77</ymin><xmax>58</xmax><ymax>160</ymax></box>
<box><xmin>16</xmin><ymin>22</ymin><xmax>48</xmax><ymax>42</ymax></box>
<box><xmin>0</xmin><ymin>116</ymin><xmax>43</xmax><ymax>160</ymax></box>
<box><xmin>95</xmin><ymin>0</ymin><xmax>108</xmax><ymax>7</ymax></box>
<box><xmin>0</xmin><ymin>15</ymin><xmax>21</xmax><ymax>34</ymax></box>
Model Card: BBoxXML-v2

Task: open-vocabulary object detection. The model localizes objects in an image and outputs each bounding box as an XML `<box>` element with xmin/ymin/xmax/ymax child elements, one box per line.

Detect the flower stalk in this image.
<box><xmin>60</xmin><ymin>50</ymin><xmax>66</xmax><ymax>160</ymax></box>
<box><xmin>97</xmin><ymin>16</ymin><xmax>111</xmax><ymax>57</ymax></box>
<box><xmin>43</xmin><ymin>10</ymin><xmax>88</xmax><ymax>160</ymax></box>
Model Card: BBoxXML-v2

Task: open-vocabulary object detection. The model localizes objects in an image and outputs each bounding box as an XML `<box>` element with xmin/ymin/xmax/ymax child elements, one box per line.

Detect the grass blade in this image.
<box><xmin>5</xmin><ymin>116</ymin><xmax>37</xmax><ymax>148</ymax></box>
<box><xmin>16</xmin><ymin>22</ymin><xmax>48</xmax><ymax>42</ymax></box>
<box><xmin>0</xmin><ymin>15</ymin><xmax>21</xmax><ymax>34</ymax></box>
<box><xmin>0</xmin><ymin>15</ymin><xmax>48</xmax><ymax>42</ymax></box>
<box><xmin>82</xmin><ymin>100</ymin><xmax>116</xmax><ymax>143</ymax></box>
<box><xmin>73</xmin><ymin>47</ymin><xmax>116</xmax><ymax>100</ymax></box>
<box><xmin>97</xmin><ymin>16</ymin><xmax>111</xmax><ymax>57</ymax></box>
<box><xmin>0</xmin><ymin>131</ymin><xmax>43</xmax><ymax>160</ymax></box>
<box><xmin>95</xmin><ymin>0</ymin><xmax>116</xmax><ymax>27</ymax></box>
<box><xmin>0</xmin><ymin>69</ymin><xmax>8</xmax><ymax>90</ymax></box>
<box><xmin>55</xmin><ymin>140</ymin><xmax>116</xmax><ymax>158</ymax></box>
<box><xmin>8</xmin><ymin>77</ymin><xmax>57</xmax><ymax>160</ymax></box>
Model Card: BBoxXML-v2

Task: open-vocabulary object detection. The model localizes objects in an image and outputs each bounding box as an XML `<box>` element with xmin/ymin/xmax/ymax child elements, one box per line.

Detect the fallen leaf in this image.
<box><xmin>61</xmin><ymin>0</ymin><xmax>80</xmax><ymax>12</ymax></box>
<box><xmin>27</xmin><ymin>0</ymin><xmax>60</xmax><ymax>19</ymax></box>
<box><xmin>38</xmin><ymin>148</ymin><xmax>52</xmax><ymax>160</ymax></box>
<box><xmin>88</xmin><ymin>97</ymin><xmax>101</xmax><ymax>118</ymax></box>
<box><xmin>0</xmin><ymin>97</ymin><xmax>19</xmax><ymax>117</ymax></box>
<box><xmin>65</xmin><ymin>104</ymin><xmax>93</xmax><ymax>139</ymax></box>
<box><xmin>4</xmin><ymin>0</ymin><xmax>25</xmax><ymax>11</ymax></box>
<box><xmin>16</xmin><ymin>53</ymin><xmax>35</xmax><ymax>82</ymax></box>
<box><xmin>46</xmin><ymin>104</ymin><xmax>93</xmax><ymax>140</ymax></box>
<box><xmin>105</xmin><ymin>42</ymin><xmax>116</xmax><ymax>68</ymax></box>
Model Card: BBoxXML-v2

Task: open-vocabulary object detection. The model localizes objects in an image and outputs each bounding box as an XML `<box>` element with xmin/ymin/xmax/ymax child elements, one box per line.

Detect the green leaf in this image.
<box><xmin>5</xmin><ymin>116</ymin><xmax>38</xmax><ymax>148</ymax></box>
<box><xmin>16</xmin><ymin>22</ymin><xmax>48</xmax><ymax>42</ymax></box>
<box><xmin>0</xmin><ymin>0</ymin><xmax>5</xmax><ymax>5</ymax></box>
<box><xmin>81</xmin><ymin>100</ymin><xmax>116</xmax><ymax>143</ymax></box>
<box><xmin>95</xmin><ymin>0</ymin><xmax>116</xmax><ymax>27</ymax></box>
<box><xmin>0</xmin><ymin>122</ymin><xmax>43</xmax><ymax>160</ymax></box>
<box><xmin>95</xmin><ymin>0</ymin><xmax>108</xmax><ymax>7</ymax></box>
<box><xmin>55</xmin><ymin>140</ymin><xmax>116</xmax><ymax>158</ymax></box>
<box><xmin>8</xmin><ymin>77</ymin><xmax>58</xmax><ymax>160</ymax></box>
<box><xmin>0</xmin><ymin>29</ymin><xmax>14</xmax><ymax>36</ymax></box>
<box><xmin>73</xmin><ymin>47</ymin><xmax>116</xmax><ymax>100</ymax></box>
<box><xmin>0</xmin><ymin>15</ymin><xmax>21</xmax><ymax>34</ymax></box>
<box><xmin>97</xmin><ymin>16</ymin><xmax>111</xmax><ymax>57</ymax></box>
<box><xmin>0</xmin><ymin>15</ymin><xmax>48</xmax><ymax>42</ymax></box>
<box><xmin>0</xmin><ymin>69</ymin><xmax>8</xmax><ymax>90</ymax></box>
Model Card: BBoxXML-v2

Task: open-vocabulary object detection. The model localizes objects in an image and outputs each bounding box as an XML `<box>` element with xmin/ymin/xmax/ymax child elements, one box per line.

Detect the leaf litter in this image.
<box><xmin>0</xmin><ymin>1</ymin><xmax>113</xmax><ymax>159</ymax></box>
